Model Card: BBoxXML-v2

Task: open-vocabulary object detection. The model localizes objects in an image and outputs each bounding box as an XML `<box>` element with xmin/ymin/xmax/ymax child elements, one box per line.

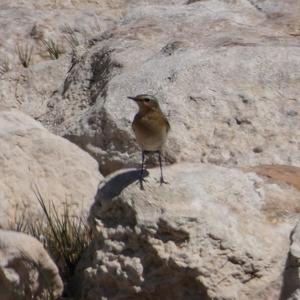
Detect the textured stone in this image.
<box><xmin>0</xmin><ymin>229</ymin><xmax>63</xmax><ymax>300</ymax></box>
<box><xmin>0</xmin><ymin>109</ymin><xmax>102</xmax><ymax>228</ymax></box>
<box><xmin>76</xmin><ymin>163</ymin><xmax>300</xmax><ymax>299</ymax></box>
<box><xmin>1</xmin><ymin>1</ymin><xmax>300</xmax><ymax>298</ymax></box>
<box><xmin>47</xmin><ymin>0</ymin><xmax>300</xmax><ymax>174</ymax></box>
<box><xmin>245</xmin><ymin>165</ymin><xmax>300</xmax><ymax>192</ymax></box>
<box><xmin>1</xmin><ymin>0</ymin><xmax>300</xmax><ymax>175</ymax></box>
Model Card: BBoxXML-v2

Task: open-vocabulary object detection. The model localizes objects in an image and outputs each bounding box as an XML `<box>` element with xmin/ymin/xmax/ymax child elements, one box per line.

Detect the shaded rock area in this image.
<box><xmin>0</xmin><ymin>229</ymin><xmax>63</xmax><ymax>300</ymax></box>
<box><xmin>75</xmin><ymin>163</ymin><xmax>300</xmax><ymax>300</ymax></box>
<box><xmin>0</xmin><ymin>108</ymin><xmax>102</xmax><ymax>228</ymax></box>
<box><xmin>280</xmin><ymin>221</ymin><xmax>300</xmax><ymax>300</ymax></box>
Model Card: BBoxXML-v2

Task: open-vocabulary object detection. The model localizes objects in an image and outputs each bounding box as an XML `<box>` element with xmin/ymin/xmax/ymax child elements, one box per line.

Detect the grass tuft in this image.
<box><xmin>42</xmin><ymin>39</ymin><xmax>62</xmax><ymax>60</ymax></box>
<box><xmin>0</xmin><ymin>56</ymin><xmax>10</xmax><ymax>75</ymax></box>
<box><xmin>10</xmin><ymin>187</ymin><xmax>91</xmax><ymax>298</ymax></box>
<box><xmin>61</xmin><ymin>24</ymin><xmax>80</xmax><ymax>50</ymax></box>
<box><xmin>34</xmin><ymin>188</ymin><xmax>91</xmax><ymax>281</ymax></box>
<box><xmin>16</xmin><ymin>43</ymin><xmax>33</xmax><ymax>68</ymax></box>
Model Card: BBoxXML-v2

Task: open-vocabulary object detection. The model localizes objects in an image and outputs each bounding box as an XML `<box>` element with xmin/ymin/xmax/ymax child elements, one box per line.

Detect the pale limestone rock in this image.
<box><xmin>76</xmin><ymin>163</ymin><xmax>300</xmax><ymax>299</ymax></box>
<box><xmin>0</xmin><ymin>1</ymin><xmax>120</xmax><ymax>64</ymax></box>
<box><xmin>0</xmin><ymin>229</ymin><xmax>63</xmax><ymax>300</ymax></box>
<box><xmin>1</xmin><ymin>0</ymin><xmax>300</xmax><ymax>174</ymax></box>
<box><xmin>0</xmin><ymin>0</ymin><xmax>300</xmax><ymax>298</ymax></box>
<box><xmin>0</xmin><ymin>109</ymin><xmax>102</xmax><ymax>228</ymax></box>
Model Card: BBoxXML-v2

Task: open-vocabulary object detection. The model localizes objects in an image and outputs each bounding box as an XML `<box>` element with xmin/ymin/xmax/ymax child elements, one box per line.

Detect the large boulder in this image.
<box><xmin>76</xmin><ymin>163</ymin><xmax>300</xmax><ymax>299</ymax></box>
<box><xmin>0</xmin><ymin>109</ymin><xmax>102</xmax><ymax>228</ymax></box>
<box><xmin>39</xmin><ymin>0</ymin><xmax>300</xmax><ymax>173</ymax></box>
<box><xmin>1</xmin><ymin>0</ymin><xmax>300</xmax><ymax>174</ymax></box>
<box><xmin>0</xmin><ymin>229</ymin><xmax>63</xmax><ymax>300</ymax></box>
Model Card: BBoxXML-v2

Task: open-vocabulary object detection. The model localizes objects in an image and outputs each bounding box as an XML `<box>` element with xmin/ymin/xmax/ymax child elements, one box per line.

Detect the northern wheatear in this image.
<box><xmin>128</xmin><ymin>94</ymin><xmax>170</xmax><ymax>188</ymax></box>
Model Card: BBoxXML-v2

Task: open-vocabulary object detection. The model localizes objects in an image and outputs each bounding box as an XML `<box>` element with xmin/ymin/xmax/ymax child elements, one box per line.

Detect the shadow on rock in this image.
<box><xmin>98</xmin><ymin>169</ymin><xmax>149</xmax><ymax>200</ymax></box>
<box><xmin>279</xmin><ymin>223</ymin><xmax>300</xmax><ymax>300</ymax></box>
<box><xmin>88</xmin><ymin>169</ymin><xmax>149</xmax><ymax>226</ymax></box>
<box><xmin>279</xmin><ymin>252</ymin><xmax>300</xmax><ymax>300</ymax></box>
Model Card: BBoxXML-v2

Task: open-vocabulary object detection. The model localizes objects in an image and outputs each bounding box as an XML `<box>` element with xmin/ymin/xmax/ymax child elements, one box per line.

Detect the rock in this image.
<box><xmin>76</xmin><ymin>163</ymin><xmax>300</xmax><ymax>299</ymax></box>
<box><xmin>245</xmin><ymin>164</ymin><xmax>300</xmax><ymax>192</ymax></box>
<box><xmin>0</xmin><ymin>1</ymin><xmax>120</xmax><ymax>65</ymax></box>
<box><xmin>43</xmin><ymin>0</ymin><xmax>300</xmax><ymax>174</ymax></box>
<box><xmin>243</xmin><ymin>165</ymin><xmax>300</xmax><ymax>299</ymax></box>
<box><xmin>243</xmin><ymin>165</ymin><xmax>300</xmax><ymax>222</ymax></box>
<box><xmin>279</xmin><ymin>221</ymin><xmax>300</xmax><ymax>300</ymax></box>
<box><xmin>0</xmin><ymin>229</ymin><xmax>63</xmax><ymax>300</ymax></box>
<box><xmin>0</xmin><ymin>109</ymin><xmax>102</xmax><ymax>228</ymax></box>
<box><xmin>0</xmin><ymin>58</ymin><xmax>71</xmax><ymax>120</ymax></box>
<box><xmin>0</xmin><ymin>0</ymin><xmax>121</xmax><ymax>118</ymax></box>
<box><xmin>1</xmin><ymin>0</ymin><xmax>300</xmax><ymax>174</ymax></box>
<box><xmin>290</xmin><ymin>222</ymin><xmax>300</xmax><ymax>267</ymax></box>
<box><xmin>0</xmin><ymin>1</ymin><xmax>300</xmax><ymax>298</ymax></box>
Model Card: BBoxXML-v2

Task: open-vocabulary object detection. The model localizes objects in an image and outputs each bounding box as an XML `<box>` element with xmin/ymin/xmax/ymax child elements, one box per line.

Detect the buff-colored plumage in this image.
<box><xmin>132</xmin><ymin>107</ymin><xmax>170</xmax><ymax>152</ymax></box>
<box><xmin>128</xmin><ymin>94</ymin><xmax>170</xmax><ymax>186</ymax></box>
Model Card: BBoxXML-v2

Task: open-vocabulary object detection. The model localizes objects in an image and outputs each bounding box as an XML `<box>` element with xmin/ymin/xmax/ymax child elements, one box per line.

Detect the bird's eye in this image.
<box><xmin>144</xmin><ymin>99</ymin><xmax>150</xmax><ymax>103</ymax></box>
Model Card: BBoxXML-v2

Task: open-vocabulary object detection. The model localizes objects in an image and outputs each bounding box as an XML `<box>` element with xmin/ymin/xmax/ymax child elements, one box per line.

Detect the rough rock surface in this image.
<box><xmin>76</xmin><ymin>163</ymin><xmax>300</xmax><ymax>300</ymax></box>
<box><xmin>1</xmin><ymin>1</ymin><xmax>300</xmax><ymax>298</ymax></box>
<box><xmin>245</xmin><ymin>164</ymin><xmax>300</xmax><ymax>192</ymax></box>
<box><xmin>0</xmin><ymin>109</ymin><xmax>102</xmax><ymax>228</ymax></box>
<box><xmin>0</xmin><ymin>229</ymin><xmax>63</xmax><ymax>300</ymax></box>
<box><xmin>0</xmin><ymin>1</ymin><xmax>121</xmax><ymax>64</ymax></box>
<box><xmin>0</xmin><ymin>0</ymin><xmax>300</xmax><ymax>174</ymax></box>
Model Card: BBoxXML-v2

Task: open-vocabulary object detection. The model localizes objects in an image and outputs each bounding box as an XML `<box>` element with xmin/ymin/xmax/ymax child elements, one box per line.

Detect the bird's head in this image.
<box><xmin>127</xmin><ymin>94</ymin><xmax>160</xmax><ymax>111</ymax></box>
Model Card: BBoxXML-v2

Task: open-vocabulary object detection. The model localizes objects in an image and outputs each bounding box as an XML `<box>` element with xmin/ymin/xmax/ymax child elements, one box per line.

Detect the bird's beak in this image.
<box><xmin>127</xmin><ymin>96</ymin><xmax>137</xmax><ymax>101</ymax></box>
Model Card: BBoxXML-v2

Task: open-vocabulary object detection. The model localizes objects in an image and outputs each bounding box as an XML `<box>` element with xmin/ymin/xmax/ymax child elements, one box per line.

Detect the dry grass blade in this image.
<box><xmin>62</xmin><ymin>24</ymin><xmax>80</xmax><ymax>50</ymax></box>
<box><xmin>32</xmin><ymin>187</ymin><xmax>91</xmax><ymax>280</ymax></box>
<box><xmin>0</xmin><ymin>56</ymin><xmax>10</xmax><ymax>75</ymax></box>
<box><xmin>42</xmin><ymin>39</ymin><xmax>62</xmax><ymax>59</ymax></box>
<box><xmin>16</xmin><ymin>43</ymin><xmax>33</xmax><ymax>68</ymax></box>
<box><xmin>9</xmin><ymin>185</ymin><xmax>91</xmax><ymax>298</ymax></box>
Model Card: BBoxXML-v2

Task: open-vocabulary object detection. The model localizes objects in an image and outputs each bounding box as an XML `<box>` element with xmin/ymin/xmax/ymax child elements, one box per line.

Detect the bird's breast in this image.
<box><xmin>132</xmin><ymin>111</ymin><xmax>169</xmax><ymax>151</ymax></box>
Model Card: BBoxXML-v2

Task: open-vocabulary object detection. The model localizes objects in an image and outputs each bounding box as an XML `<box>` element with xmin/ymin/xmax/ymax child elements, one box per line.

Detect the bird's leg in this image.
<box><xmin>158</xmin><ymin>151</ymin><xmax>168</xmax><ymax>185</ymax></box>
<box><xmin>140</xmin><ymin>150</ymin><xmax>145</xmax><ymax>178</ymax></box>
<box><xmin>139</xmin><ymin>150</ymin><xmax>146</xmax><ymax>190</ymax></box>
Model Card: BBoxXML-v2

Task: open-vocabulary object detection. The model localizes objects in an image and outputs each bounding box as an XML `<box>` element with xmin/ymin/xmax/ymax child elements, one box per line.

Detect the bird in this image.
<box><xmin>128</xmin><ymin>94</ymin><xmax>170</xmax><ymax>188</ymax></box>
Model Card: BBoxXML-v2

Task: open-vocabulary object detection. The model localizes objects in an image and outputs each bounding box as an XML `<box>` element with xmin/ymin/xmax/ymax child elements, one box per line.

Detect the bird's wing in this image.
<box><xmin>132</xmin><ymin>111</ymin><xmax>170</xmax><ymax>135</ymax></box>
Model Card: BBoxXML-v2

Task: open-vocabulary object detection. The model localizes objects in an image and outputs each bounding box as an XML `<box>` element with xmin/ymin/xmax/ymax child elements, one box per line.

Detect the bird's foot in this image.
<box><xmin>139</xmin><ymin>177</ymin><xmax>148</xmax><ymax>190</ymax></box>
<box><xmin>159</xmin><ymin>176</ymin><xmax>169</xmax><ymax>185</ymax></box>
<box><xmin>137</xmin><ymin>171</ymin><xmax>148</xmax><ymax>190</ymax></box>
